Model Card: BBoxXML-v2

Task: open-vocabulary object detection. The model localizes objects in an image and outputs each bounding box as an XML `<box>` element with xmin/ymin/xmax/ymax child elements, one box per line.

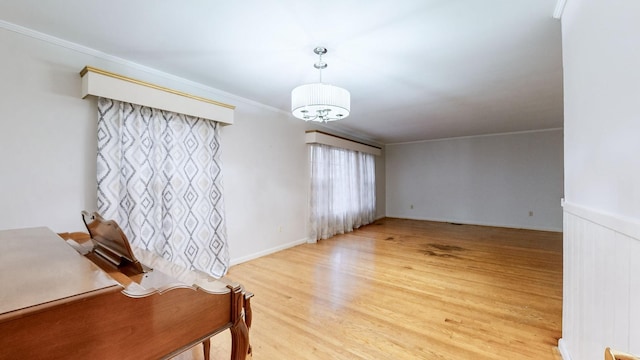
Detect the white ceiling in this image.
<box><xmin>0</xmin><ymin>0</ymin><xmax>563</xmax><ymax>144</ymax></box>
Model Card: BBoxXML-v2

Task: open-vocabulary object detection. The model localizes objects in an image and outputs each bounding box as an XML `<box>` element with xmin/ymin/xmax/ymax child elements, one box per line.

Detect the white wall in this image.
<box><xmin>374</xmin><ymin>146</ymin><xmax>386</xmax><ymax>220</ymax></box>
<box><xmin>385</xmin><ymin>129</ymin><xmax>563</xmax><ymax>231</ymax></box>
<box><xmin>559</xmin><ymin>0</ymin><xmax>640</xmax><ymax>358</ymax></box>
<box><xmin>562</xmin><ymin>0</ymin><xmax>640</xmax><ymax>221</ymax></box>
<box><xmin>0</xmin><ymin>25</ymin><xmax>314</xmax><ymax>264</ymax></box>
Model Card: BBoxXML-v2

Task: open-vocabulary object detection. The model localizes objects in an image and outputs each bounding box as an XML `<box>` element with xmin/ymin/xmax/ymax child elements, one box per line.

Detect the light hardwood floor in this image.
<box><xmin>177</xmin><ymin>218</ymin><xmax>563</xmax><ymax>360</ymax></box>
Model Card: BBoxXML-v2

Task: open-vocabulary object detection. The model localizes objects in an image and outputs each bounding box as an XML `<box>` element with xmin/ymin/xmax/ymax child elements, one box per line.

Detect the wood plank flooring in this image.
<box><xmin>176</xmin><ymin>218</ymin><xmax>563</xmax><ymax>360</ymax></box>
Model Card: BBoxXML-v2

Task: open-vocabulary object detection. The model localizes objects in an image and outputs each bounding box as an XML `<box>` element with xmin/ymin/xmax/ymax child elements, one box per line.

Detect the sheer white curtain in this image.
<box><xmin>96</xmin><ymin>97</ymin><xmax>229</xmax><ymax>278</ymax></box>
<box><xmin>309</xmin><ymin>144</ymin><xmax>376</xmax><ymax>241</ymax></box>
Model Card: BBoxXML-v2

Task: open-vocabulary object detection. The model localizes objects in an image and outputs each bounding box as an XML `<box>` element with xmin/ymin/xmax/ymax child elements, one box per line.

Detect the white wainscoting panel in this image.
<box><xmin>631</xmin><ymin>237</ymin><xmax>640</xmax><ymax>355</ymax></box>
<box><xmin>561</xmin><ymin>205</ymin><xmax>640</xmax><ymax>360</ymax></box>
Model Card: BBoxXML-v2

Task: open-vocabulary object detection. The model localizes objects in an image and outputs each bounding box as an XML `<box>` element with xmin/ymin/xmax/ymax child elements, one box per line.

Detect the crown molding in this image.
<box><xmin>386</xmin><ymin>127</ymin><xmax>563</xmax><ymax>146</ymax></box>
<box><xmin>0</xmin><ymin>20</ymin><xmax>286</xmax><ymax>115</ymax></box>
<box><xmin>553</xmin><ymin>0</ymin><xmax>567</xmax><ymax>20</ymax></box>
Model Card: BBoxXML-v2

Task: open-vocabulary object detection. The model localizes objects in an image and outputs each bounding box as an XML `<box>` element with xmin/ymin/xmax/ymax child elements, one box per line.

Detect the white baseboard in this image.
<box><xmin>558</xmin><ymin>338</ymin><xmax>572</xmax><ymax>360</ymax></box>
<box><xmin>229</xmin><ymin>237</ymin><xmax>309</xmax><ymax>266</ymax></box>
<box><xmin>384</xmin><ymin>214</ymin><xmax>562</xmax><ymax>232</ymax></box>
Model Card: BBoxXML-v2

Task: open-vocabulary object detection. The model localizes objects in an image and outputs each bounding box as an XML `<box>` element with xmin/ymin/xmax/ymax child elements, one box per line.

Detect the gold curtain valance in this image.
<box><xmin>80</xmin><ymin>66</ymin><xmax>234</xmax><ymax>125</ymax></box>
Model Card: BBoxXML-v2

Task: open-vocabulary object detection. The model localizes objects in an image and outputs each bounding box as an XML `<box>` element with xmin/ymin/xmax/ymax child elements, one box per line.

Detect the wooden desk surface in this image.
<box><xmin>0</xmin><ymin>227</ymin><xmax>120</xmax><ymax>318</ymax></box>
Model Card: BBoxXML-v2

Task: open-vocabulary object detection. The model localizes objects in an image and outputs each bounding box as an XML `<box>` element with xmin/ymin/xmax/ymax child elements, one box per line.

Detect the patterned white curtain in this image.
<box><xmin>96</xmin><ymin>97</ymin><xmax>229</xmax><ymax>278</ymax></box>
<box><xmin>309</xmin><ymin>144</ymin><xmax>376</xmax><ymax>241</ymax></box>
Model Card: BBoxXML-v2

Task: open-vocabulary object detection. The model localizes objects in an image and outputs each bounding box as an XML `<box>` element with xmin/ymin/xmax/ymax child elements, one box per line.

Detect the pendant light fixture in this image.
<box><xmin>291</xmin><ymin>47</ymin><xmax>350</xmax><ymax>122</ymax></box>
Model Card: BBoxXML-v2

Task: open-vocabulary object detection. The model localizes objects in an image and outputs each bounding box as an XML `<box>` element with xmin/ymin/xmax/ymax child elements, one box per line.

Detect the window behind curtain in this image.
<box><xmin>309</xmin><ymin>143</ymin><xmax>375</xmax><ymax>241</ymax></box>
